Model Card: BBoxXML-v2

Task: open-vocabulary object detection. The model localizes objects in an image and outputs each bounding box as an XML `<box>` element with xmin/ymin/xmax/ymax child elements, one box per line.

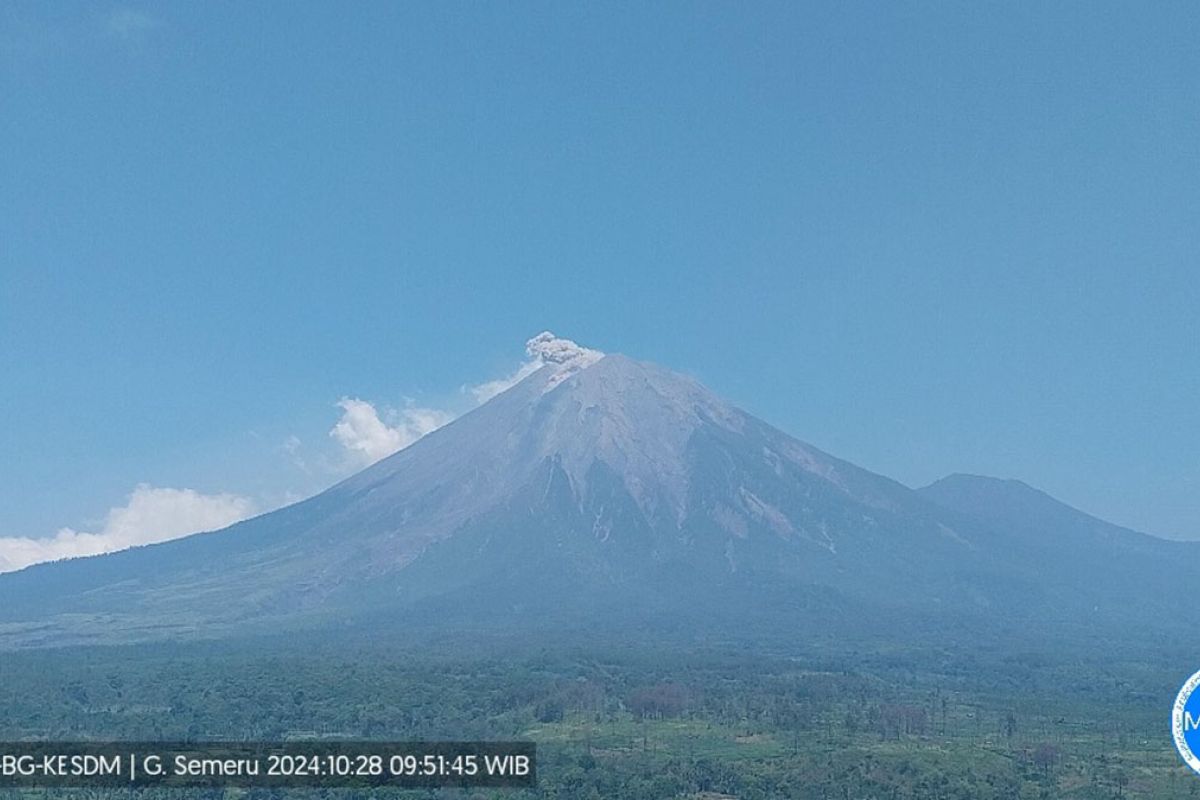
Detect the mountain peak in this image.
<box><xmin>922</xmin><ymin>473</ymin><xmax>1040</xmax><ymax>498</ymax></box>
<box><xmin>918</xmin><ymin>473</ymin><xmax>1164</xmax><ymax>544</ymax></box>
<box><xmin>522</xmin><ymin>331</ymin><xmax>604</xmax><ymax>391</ymax></box>
<box><xmin>919</xmin><ymin>473</ymin><xmax>1085</xmax><ymax>527</ymax></box>
<box><xmin>505</xmin><ymin>352</ymin><xmax>744</xmax><ymax>524</ymax></box>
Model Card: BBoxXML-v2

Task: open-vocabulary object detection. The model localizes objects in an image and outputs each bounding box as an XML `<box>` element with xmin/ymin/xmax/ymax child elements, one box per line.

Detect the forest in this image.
<box><xmin>0</xmin><ymin>627</ymin><xmax>1189</xmax><ymax>799</ymax></box>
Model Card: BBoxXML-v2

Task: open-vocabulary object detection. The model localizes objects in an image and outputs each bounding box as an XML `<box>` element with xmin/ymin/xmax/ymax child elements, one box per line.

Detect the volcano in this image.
<box><xmin>1</xmin><ymin>337</ymin><xmax>1193</xmax><ymax>647</ymax></box>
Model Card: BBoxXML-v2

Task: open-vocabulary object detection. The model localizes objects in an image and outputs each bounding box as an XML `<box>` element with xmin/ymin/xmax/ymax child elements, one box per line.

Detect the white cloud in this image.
<box><xmin>469</xmin><ymin>359</ymin><xmax>543</xmax><ymax>404</ymax></box>
<box><xmin>0</xmin><ymin>485</ymin><xmax>257</xmax><ymax>574</ymax></box>
<box><xmin>106</xmin><ymin>7</ymin><xmax>158</xmax><ymax>40</ymax></box>
<box><xmin>282</xmin><ymin>434</ymin><xmax>309</xmax><ymax>473</ymax></box>
<box><xmin>329</xmin><ymin>333</ymin><xmax>602</xmax><ymax>465</ymax></box>
<box><xmin>0</xmin><ymin>332</ymin><xmax>606</xmax><ymax>574</ymax></box>
<box><xmin>329</xmin><ymin>398</ymin><xmax>453</xmax><ymax>466</ymax></box>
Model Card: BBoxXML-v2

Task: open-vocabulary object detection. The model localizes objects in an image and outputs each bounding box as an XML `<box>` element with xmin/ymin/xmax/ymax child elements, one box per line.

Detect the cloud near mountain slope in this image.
<box><xmin>0</xmin><ymin>332</ymin><xmax>601</xmax><ymax>573</ymax></box>
<box><xmin>0</xmin><ymin>485</ymin><xmax>257</xmax><ymax>574</ymax></box>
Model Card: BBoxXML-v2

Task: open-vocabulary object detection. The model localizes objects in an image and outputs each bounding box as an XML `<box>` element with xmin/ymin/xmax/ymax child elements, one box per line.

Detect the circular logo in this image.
<box><xmin>1173</xmin><ymin>670</ymin><xmax>1200</xmax><ymax>775</ymax></box>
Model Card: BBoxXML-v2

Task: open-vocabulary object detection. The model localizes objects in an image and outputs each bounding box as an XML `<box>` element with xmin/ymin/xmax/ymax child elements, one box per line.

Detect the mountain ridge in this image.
<box><xmin>0</xmin><ymin>348</ymin><xmax>1193</xmax><ymax>648</ymax></box>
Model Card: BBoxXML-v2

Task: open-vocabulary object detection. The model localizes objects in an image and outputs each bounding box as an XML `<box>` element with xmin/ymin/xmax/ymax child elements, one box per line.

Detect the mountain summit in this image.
<box><xmin>1</xmin><ymin>339</ymin><xmax>1195</xmax><ymax>647</ymax></box>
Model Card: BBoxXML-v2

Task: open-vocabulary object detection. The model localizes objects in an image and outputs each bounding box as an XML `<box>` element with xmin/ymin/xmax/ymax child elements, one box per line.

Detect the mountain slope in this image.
<box><xmin>920</xmin><ymin>473</ymin><xmax>1175</xmax><ymax>551</ymax></box>
<box><xmin>0</xmin><ymin>353</ymin><xmax>1192</xmax><ymax>647</ymax></box>
<box><xmin>918</xmin><ymin>473</ymin><xmax>1196</xmax><ymax>628</ymax></box>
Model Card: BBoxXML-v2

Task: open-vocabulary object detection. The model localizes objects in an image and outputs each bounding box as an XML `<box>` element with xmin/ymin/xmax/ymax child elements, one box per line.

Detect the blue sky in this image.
<box><xmin>1</xmin><ymin>1</ymin><xmax>1197</xmax><ymax>562</ymax></box>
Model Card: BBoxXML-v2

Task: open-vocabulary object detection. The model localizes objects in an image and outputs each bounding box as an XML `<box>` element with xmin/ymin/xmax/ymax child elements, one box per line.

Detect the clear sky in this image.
<box><xmin>2</xmin><ymin>1</ymin><xmax>1197</xmax><ymax>560</ymax></box>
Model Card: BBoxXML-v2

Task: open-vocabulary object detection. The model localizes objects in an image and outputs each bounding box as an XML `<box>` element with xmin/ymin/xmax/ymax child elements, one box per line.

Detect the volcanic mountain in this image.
<box><xmin>0</xmin><ymin>340</ymin><xmax>1193</xmax><ymax>647</ymax></box>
